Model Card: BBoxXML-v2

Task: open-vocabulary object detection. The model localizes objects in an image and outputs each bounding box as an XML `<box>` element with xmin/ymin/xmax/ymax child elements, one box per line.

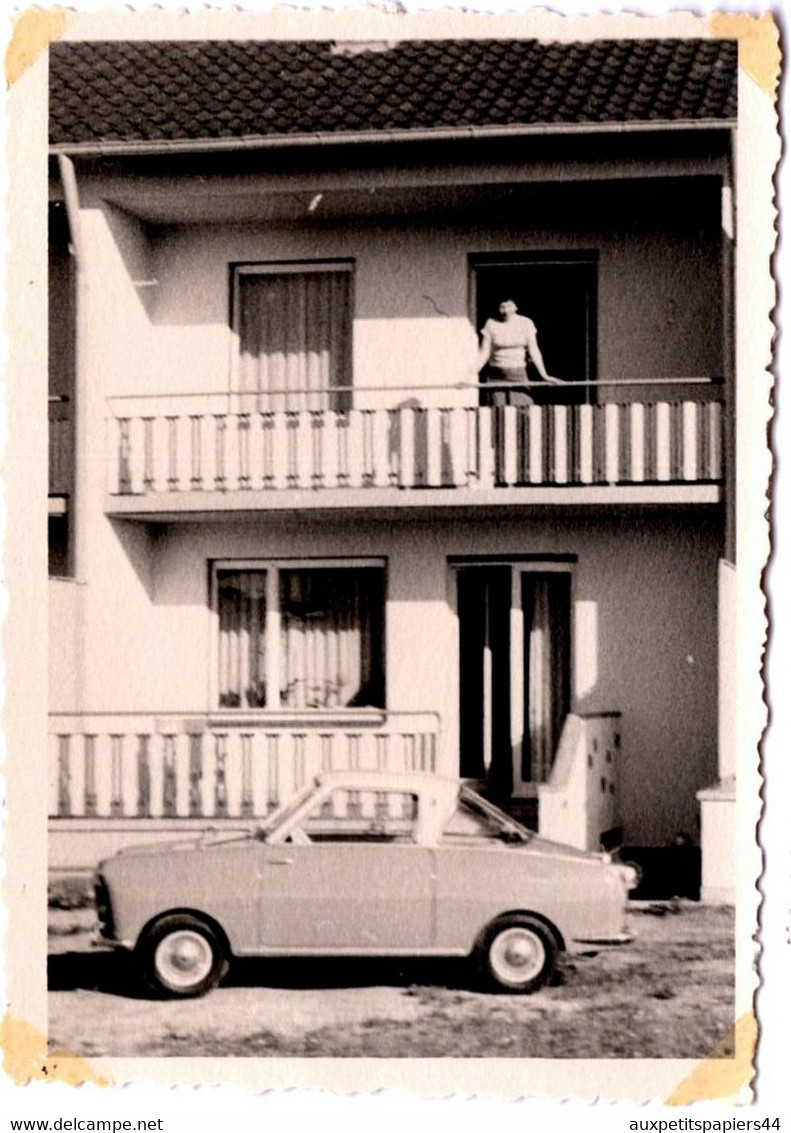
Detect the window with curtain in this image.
<box><xmin>217</xmin><ymin>570</ymin><xmax>268</xmax><ymax>708</ymax></box>
<box><xmin>522</xmin><ymin>572</ymin><xmax>571</xmax><ymax>783</ymax></box>
<box><xmin>280</xmin><ymin>568</ymin><xmax>384</xmax><ymax>709</ymax></box>
<box><xmin>235</xmin><ymin>264</ymin><xmax>353</xmax><ymax>411</ymax></box>
<box><xmin>216</xmin><ymin>564</ymin><xmax>384</xmax><ymax>711</ymax></box>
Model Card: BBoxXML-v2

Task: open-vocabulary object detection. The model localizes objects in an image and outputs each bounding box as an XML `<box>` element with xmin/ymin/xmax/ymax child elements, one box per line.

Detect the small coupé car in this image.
<box><xmin>94</xmin><ymin>772</ymin><xmax>635</xmax><ymax>998</ymax></box>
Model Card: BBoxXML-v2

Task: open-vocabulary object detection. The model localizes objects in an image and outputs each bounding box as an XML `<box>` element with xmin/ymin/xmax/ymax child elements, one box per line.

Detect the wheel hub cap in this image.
<box><xmin>504</xmin><ymin>937</ymin><xmax>536</xmax><ymax>968</ymax></box>
<box><xmin>155</xmin><ymin>930</ymin><xmax>213</xmax><ymax>989</ymax></box>
<box><xmin>171</xmin><ymin>938</ymin><xmax>205</xmax><ymax>973</ymax></box>
<box><xmin>490</xmin><ymin>927</ymin><xmax>545</xmax><ymax>985</ymax></box>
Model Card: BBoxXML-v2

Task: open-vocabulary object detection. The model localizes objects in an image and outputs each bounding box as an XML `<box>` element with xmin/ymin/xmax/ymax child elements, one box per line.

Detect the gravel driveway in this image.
<box><xmin>48</xmin><ymin>902</ymin><xmax>734</xmax><ymax>1059</ymax></box>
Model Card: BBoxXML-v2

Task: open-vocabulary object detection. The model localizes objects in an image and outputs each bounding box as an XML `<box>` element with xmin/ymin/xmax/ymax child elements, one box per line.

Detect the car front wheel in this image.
<box><xmin>478</xmin><ymin>915</ymin><xmax>558</xmax><ymax>993</ymax></box>
<box><xmin>139</xmin><ymin>914</ymin><xmax>228</xmax><ymax>998</ymax></box>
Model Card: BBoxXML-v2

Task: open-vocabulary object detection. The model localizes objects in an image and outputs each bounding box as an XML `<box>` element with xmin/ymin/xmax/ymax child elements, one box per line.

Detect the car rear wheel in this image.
<box><xmin>478</xmin><ymin>915</ymin><xmax>558</xmax><ymax>993</ymax></box>
<box><xmin>139</xmin><ymin>914</ymin><xmax>228</xmax><ymax>998</ymax></box>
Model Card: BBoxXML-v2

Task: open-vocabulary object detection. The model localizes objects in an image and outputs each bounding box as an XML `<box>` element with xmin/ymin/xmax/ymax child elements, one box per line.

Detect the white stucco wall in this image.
<box><xmin>77</xmin><ymin>177</ymin><xmax>723</xmax><ymax>408</ymax></box>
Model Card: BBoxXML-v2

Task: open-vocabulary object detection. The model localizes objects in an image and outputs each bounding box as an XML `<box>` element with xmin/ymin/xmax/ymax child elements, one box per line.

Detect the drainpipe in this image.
<box><xmin>57</xmin><ymin>154</ymin><xmax>88</xmax><ymax>708</ymax></box>
<box><xmin>57</xmin><ymin>154</ymin><xmax>87</xmax><ymax>581</ymax></box>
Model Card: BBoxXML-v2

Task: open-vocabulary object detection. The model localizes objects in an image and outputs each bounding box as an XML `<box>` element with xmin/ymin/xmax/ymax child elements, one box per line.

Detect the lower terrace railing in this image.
<box><xmin>49</xmin><ymin>711</ymin><xmax>440</xmax><ymax>822</ymax></box>
<box><xmin>108</xmin><ymin>380</ymin><xmax>724</xmax><ymax>498</ymax></box>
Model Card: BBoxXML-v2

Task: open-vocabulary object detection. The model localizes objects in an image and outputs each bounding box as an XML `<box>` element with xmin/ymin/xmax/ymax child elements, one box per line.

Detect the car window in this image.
<box><xmin>441</xmin><ymin>798</ymin><xmax>508</xmax><ymax>843</ymax></box>
<box><xmin>293</xmin><ymin>788</ymin><xmax>420</xmax><ymax>844</ymax></box>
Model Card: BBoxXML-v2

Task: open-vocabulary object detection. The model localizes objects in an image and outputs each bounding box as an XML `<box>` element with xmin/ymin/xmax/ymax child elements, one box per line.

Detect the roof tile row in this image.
<box><xmin>50</xmin><ymin>37</ymin><xmax>737</xmax><ymax>147</ymax></box>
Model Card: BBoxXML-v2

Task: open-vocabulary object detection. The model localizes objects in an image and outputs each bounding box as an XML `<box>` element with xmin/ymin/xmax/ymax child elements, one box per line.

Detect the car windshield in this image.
<box><xmin>457</xmin><ymin>786</ymin><xmax>533</xmax><ymax>843</ymax></box>
<box><xmin>255</xmin><ymin>782</ymin><xmax>318</xmax><ymax>838</ymax></box>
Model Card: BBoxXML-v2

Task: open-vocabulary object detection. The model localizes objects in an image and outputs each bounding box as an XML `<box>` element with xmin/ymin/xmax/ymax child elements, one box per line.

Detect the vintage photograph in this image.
<box><xmin>3</xmin><ymin>5</ymin><xmax>777</xmax><ymax>1097</ymax></box>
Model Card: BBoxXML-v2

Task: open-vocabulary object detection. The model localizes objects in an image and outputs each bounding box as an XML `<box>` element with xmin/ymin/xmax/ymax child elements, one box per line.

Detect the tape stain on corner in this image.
<box><xmin>665</xmin><ymin>1010</ymin><xmax>757</xmax><ymax>1106</ymax></box>
<box><xmin>5</xmin><ymin>7</ymin><xmax>70</xmax><ymax>87</ymax></box>
<box><xmin>1</xmin><ymin>1016</ymin><xmax>111</xmax><ymax>1088</ymax></box>
<box><xmin>709</xmin><ymin>12</ymin><xmax>781</xmax><ymax>98</ymax></box>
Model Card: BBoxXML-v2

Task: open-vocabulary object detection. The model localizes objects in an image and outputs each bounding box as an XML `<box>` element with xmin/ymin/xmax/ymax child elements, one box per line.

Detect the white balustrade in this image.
<box><xmin>426</xmin><ymin>408</ymin><xmax>442</xmax><ymax>486</ymax></box>
<box><xmin>553</xmin><ymin>405</ymin><xmax>569</xmax><ymax>484</ymax></box>
<box><xmin>578</xmin><ymin>403</ymin><xmax>593</xmax><ymax>484</ymax></box>
<box><xmin>49</xmin><ymin>712</ymin><xmax>440</xmax><ymax>821</ymax></box>
<box><xmin>528</xmin><ymin>405</ymin><xmax>543</xmax><ymax>484</ymax></box>
<box><xmin>109</xmin><ymin>396</ymin><xmax>724</xmax><ymax>498</ymax></box>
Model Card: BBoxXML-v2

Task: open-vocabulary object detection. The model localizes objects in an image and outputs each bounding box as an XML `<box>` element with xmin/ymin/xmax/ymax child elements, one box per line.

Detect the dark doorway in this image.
<box><xmin>458</xmin><ymin>567</ymin><xmax>513</xmax><ymax>799</ymax></box>
<box><xmin>472</xmin><ymin>253</ymin><xmax>597</xmax><ymax>405</ymax></box>
<box><xmin>457</xmin><ymin>564</ymin><xmax>573</xmax><ymax>802</ymax></box>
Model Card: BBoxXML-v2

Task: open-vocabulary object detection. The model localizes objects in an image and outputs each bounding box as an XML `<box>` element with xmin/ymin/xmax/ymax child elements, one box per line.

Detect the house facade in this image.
<box><xmin>48</xmin><ymin>37</ymin><xmax>737</xmax><ymax>900</ymax></box>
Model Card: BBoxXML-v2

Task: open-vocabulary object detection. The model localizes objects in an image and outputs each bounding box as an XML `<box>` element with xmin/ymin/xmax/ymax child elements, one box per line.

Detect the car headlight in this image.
<box><xmin>616</xmin><ymin>863</ymin><xmax>639</xmax><ymax>891</ymax></box>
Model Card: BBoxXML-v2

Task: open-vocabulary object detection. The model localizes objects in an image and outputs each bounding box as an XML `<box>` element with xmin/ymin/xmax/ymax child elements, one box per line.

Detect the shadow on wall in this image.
<box><xmin>108</xmin><ymin>519</ymin><xmax>158</xmax><ymax>602</ymax></box>
<box><xmin>102</xmin><ymin>202</ymin><xmax>159</xmax><ymax>323</ymax></box>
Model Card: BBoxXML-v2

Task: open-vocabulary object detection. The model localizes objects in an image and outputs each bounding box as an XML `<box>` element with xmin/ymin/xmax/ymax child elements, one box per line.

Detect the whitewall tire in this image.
<box><xmin>479</xmin><ymin>915</ymin><xmax>558</xmax><ymax>993</ymax></box>
<box><xmin>139</xmin><ymin>914</ymin><xmax>228</xmax><ymax>998</ymax></box>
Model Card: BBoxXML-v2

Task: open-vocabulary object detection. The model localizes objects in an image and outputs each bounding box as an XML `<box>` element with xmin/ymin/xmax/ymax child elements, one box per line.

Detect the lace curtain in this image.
<box><xmin>524</xmin><ymin>574</ymin><xmax>571</xmax><ymax>782</ymax></box>
<box><xmin>217</xmin><ymin>567</ymin><xmax>384</xmax><ymax>710</ymax></box>
<box><xmin>280</xmin><ymin>569</ymin><xmax>384</xmax><ymax>709</ymax></box>
<box><xmin>237</xmin><ymin>268</ymin><xmax>352</xmax><ymax>411</ymax></box>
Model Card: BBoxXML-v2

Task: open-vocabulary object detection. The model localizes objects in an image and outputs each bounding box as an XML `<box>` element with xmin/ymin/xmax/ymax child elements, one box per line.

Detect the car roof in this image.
<box><xmin>313</xmin><ymin>770</ymin><xmax>460</xmax><ymax>792</ymax></box>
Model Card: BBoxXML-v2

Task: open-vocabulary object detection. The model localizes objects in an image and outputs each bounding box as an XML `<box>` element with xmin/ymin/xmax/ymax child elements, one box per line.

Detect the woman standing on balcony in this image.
<box><xmin>478</xmin><ymin>298</ymin><xmax>562</xmax><ymax>405</ymax></box>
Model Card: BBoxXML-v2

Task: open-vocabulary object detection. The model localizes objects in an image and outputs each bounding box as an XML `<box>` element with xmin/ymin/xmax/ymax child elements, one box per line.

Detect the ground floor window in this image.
<box><xmin>215</xmin><ymin>561</ymin><xmax>385</xmax><ymax>711</ymax></box>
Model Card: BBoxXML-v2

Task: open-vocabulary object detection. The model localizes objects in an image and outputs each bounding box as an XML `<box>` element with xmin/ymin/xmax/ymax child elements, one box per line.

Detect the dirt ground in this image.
<box><xmin>48</xmin><ymin>901</ymin><xmax>733</xmax><ymax>1059</ymax></box>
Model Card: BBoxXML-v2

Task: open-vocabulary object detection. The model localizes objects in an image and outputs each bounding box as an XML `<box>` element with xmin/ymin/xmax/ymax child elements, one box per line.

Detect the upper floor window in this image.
<box><xmin>232</xmin><ymin>261</ymin><xmax>353</xmax><ymax>411</ymax></box>
<box><xmin>214</xmin><ymin>560</ymin><xmax>385</xmax><ymax>712</ymax></box>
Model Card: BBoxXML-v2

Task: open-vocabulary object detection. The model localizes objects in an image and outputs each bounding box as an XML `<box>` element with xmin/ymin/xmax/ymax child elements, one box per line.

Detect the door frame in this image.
<box><xmin>468</xmin><ymin>250</ymin><xmax>599</xmax><ymax>403</ymax></box>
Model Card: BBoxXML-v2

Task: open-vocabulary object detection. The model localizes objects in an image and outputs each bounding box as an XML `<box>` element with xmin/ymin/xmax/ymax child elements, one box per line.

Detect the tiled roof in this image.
<box><xmin>49</xmin><ymin>38</ymin><xmax>737</xmax><ymax>148</ymax></box>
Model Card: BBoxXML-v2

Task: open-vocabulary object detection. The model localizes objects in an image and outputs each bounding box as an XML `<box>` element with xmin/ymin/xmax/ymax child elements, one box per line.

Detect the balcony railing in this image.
<box><xmin>49</xmin><ymin>711</ymin><xmax>440</xmax><ymax>821</ymax></box>
<box><xmin>107</xmin><ymin>380</ymin><xmax>724</xmax><ymax>503</ymax></box>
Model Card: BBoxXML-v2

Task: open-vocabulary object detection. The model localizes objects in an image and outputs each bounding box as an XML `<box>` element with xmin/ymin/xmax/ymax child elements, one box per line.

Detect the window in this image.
<box><xmin>297</xmin><ymin>788</ymin><xmax>419</xmax><ymax>843</ymax></box>
<box><xmin>441</xmin><ymin>795</ymin><xmax>530</xmax><ymax>844</ymax></box>
<box><xmin>441</xmin><ymin>799</ymin><xmax>503</xmax><ymax>843</ymax></box>
<box><xmin>215</xmin><ymin>562</ymin><xmax>385</xmax><ymax>711</ymax></box>
<box><xmin>232</xmin><ymin>262</ymin><xmax>353</xmax><ymax>410</ymax></box>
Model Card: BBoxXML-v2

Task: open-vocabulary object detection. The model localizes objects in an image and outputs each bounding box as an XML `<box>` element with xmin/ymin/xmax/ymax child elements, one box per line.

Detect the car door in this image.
<box><xmin>258</xmin><ymin>787</ymin><xmax>434</xmax><ymax>950</ymax></box>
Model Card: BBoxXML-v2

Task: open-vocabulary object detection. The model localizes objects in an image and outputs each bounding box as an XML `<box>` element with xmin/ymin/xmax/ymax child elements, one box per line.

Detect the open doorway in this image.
<box><xmin>457</xmin><ymin>564</ymin><xmax>572</xmax><ymax>803</ymax></box>
<box><xmin>471</xmin><ymin>252</ymin><xmax>598</xmax><ymax>404</ymax></box>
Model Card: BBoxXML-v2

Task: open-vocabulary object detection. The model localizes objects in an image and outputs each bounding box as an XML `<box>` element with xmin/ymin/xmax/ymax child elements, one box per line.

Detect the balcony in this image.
<box><xmin>105</xmin><ymin>381</ymin><xmax>724</xmax><ymax>519</ymax></box>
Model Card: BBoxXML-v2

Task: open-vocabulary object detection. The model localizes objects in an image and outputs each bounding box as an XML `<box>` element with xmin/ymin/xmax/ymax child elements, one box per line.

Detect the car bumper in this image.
<box><xmin>571</xmin><ymin>931</ymin><xmax>634</xmax><ymax>947</ymax></box>
<box><xmin>91</xmin><ymin>930</ymin><xmax>133</xmax><ymax>951</ymax></box>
